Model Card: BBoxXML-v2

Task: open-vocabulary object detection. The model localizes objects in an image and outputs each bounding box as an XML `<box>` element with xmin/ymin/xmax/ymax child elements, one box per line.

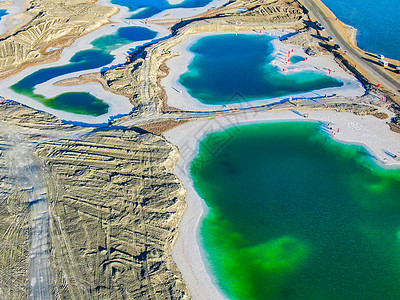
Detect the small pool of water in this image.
<box><xmin>179</xmin><ymin>34</ymin><xmax>342</xmax><ymax>105</ymax></box>
<box><xmin>290</xmin><ymin>55</ymin><xmax>304</xmax><ymax>63</ymax></box>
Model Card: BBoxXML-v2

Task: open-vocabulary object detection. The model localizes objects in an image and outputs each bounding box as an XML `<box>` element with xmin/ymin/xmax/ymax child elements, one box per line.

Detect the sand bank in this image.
<box><xmin>162</xmin><ymin>30</ymin><xmax>365</xmax><ymax>112</ymax></box>
<box><xmin>151</xmin><ymin>0</ymin><xmax>228</xmax><ymax>21</ymax></box>
<box><xmin>167</xmin><ymin>0</ymin><xmax>185</xmax><ymax>4</ymax></box>
<box><xmin>164</xmin><ymin>108</ymin><xmax>400</xmax><ymax>299</ymax></box>
<box><xmin>0</xmin><ymin>0</ymin><xmax>134</xmax><ymax>123</ymax></box>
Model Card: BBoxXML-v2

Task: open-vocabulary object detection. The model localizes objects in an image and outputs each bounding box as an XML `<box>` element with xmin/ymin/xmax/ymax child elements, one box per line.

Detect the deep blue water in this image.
<box><xmin>322</xmin><ymin>0</ymin><xmax>400</xmax><ymax>60</ymax></box>
<box><xmin>111</xmin><ymin>0</ymin><xmax>215</xmax><ymax>19</ymax></box>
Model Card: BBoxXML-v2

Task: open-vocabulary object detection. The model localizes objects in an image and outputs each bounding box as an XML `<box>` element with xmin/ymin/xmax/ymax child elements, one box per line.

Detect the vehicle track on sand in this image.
<box><xmin>5</xmin><ymin>137</ymin><xmax>51</xmax><ymax>300</ymax></box>
<box><xmin>2</xmin><ymin>123</ymin><xmax>91</xmax><ymax>300</ymax></box>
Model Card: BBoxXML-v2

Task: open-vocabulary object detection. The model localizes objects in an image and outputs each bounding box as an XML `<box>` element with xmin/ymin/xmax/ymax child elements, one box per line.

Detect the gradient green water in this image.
<box><xmin>180</xmin><ymin>35</ymin><xmax>343</xmax><ymax>105</ymax></box>
<box><xmin>11</xmin><ymin>26</ymin><xmax>156</xmax><ymax>116</ymax></box>
<box><xmin>191</xmin><ymin>122</ymin><xmax>400</xmax><ymax>300</ymax></box>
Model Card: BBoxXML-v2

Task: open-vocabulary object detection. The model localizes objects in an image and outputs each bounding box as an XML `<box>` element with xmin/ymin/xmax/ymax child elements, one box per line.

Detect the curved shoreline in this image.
<box><xmin>161</xmin><ymin>30</ymin><xmax>364</xmax><ymax>112</ymax></box>
<box><xmin>164</xmin><ymin>108</ymin><xmax>400</xmax><ymax>299</ymax></box>
<box><xmin>0</xmin><ymin>0</ymin><xmax>135</xmax><ymax>123</ymax></box>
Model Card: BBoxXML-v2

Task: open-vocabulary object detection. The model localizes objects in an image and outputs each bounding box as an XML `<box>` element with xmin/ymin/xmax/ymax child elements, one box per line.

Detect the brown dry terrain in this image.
<box><xmin>0</xmin><ymin>96</ymin><xmax>191</xmax><ymax>298</ymax></box>
<box><xmin>0</xmin><ymin>97</ymin><xmax>75</xmax><ymax>299</ymax></box>
<box><xmin>0</xmin><ymin>131</ymin><xmax>30</xmax><ymax>300</ymax></box>
<box><xmin>0</xmin><ymin>0</ymin><xmax>118</xmax><ymax>80</ymax></box>
<box><xmin>37</xmin><ymin>130</ymin><xmax>189</xmax><ymax>299</ymax></box>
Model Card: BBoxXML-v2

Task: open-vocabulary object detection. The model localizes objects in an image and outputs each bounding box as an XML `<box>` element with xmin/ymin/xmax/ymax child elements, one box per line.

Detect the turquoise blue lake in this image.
<box><xmin>322</xmin><ymin>0</ymin><xmax>400</xmax><ymax>60</ymax></box>
<box><xmin>11</xmin><ymin>26</ymin><xmax>156</xmax><ymax>116</ymax></box>
<box><xmin>179</xmin><ymin>34</ymin><xmax>342</xmax><ymax>105</ymax></box>
<box><xmin>290</xmin><ymin>55</ymin><xmax>304</xmax><ymax>64</ymax></box>
<box><xmin>191</xmin><ymin>122</ymin><xmax>400</xmax><ymax>300</ymax></box>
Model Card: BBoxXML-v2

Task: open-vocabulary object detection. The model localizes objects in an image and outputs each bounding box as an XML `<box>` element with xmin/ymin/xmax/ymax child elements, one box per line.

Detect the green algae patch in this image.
<box><xmin>244</xmin><ymin>236</ymin><xmax>310</xmax><ymax>273</ymax></box>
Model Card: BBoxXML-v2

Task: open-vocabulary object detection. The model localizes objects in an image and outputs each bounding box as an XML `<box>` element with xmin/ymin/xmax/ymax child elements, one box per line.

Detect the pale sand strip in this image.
<box><xmin>162</xmin><ymin>30</ymin><xmax>365</xmax><ymax>112</ymax></box>
<box><xmin>167</xmin><ymin>0</ymin><xmax>185</xmax><ymax>4</ymax></box>
<box><xmin>164</xmin><ymin>109</ymin><xmax>400</xmax><ymax>299</ymax></box>
<box><xmin>151</xmin><ymin>0</ymin><xmax>228</xmax><ymax>20</ymax></box>
<box><xmin>0</xmin><ymin>0</ymin><xmax>136</xmax><ymax>124</ymax></box>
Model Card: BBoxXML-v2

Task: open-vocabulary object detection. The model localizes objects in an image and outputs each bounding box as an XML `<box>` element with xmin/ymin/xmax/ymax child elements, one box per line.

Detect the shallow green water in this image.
<box><xmin>180</xmin><ymin>34</ymin><xmax>343</xmax><ymax>105</ymax></box>
<box><xmin>191</xmin><ymin>122</ymin><xmax>400</xmax><ymax>300</ymax></box>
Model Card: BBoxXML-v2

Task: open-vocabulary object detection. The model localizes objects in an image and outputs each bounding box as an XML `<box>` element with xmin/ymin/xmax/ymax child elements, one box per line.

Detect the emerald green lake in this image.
<box><xmin>179</xmin><ymin>34</ymin><xmax>343</xmax><ymax>105</ymax></box>
<box><xmin>191</xmin><ymin>122</ymin><xmax>400</xmax><ymax>299</ymax></box>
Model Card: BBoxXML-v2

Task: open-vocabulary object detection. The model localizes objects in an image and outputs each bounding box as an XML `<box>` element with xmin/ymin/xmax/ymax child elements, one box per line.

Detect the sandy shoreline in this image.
<box><xmin>0</xmin><ymin>0</ymin><xmax>137</xmax><ymax>123</ymax></box>
<box><xmin>164</xmin><ymin>108</ymin><xmax>400</xmax><ymax>299</ymax></box>
<box><xmin>151</xmin><ymin>0</ymin><xmax>228</xmax><ymax>21</ymax></box>
<box><xmin>162</xmin><ymin>30</ymin><xmax>365</xmax><ymax>112</ymax></box>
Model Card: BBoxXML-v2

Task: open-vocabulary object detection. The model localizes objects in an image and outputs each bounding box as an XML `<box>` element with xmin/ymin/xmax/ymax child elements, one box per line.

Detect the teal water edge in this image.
<box><xmin>179</xmin><ymin>34</ymin><xmax>342</xmax><ymax>105</ymax></box>
<box><xmin>191</xmin><ymin>122</ymin><xmax>400</xmax><ymax>300</ymax></box>
<box><xmin>11</xmin><ymin>26</ymin><xmax>156</xmax><ymax>116</ymax></box>
<box><xmin>111</xmin><ymin>0</ymin><xmax>215</xmax><ymax>19</ymax></box>
<box><xmin>321</xmin><ymin>0</ymin><xmax>400</xmax><ymax>60</ymax></box>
